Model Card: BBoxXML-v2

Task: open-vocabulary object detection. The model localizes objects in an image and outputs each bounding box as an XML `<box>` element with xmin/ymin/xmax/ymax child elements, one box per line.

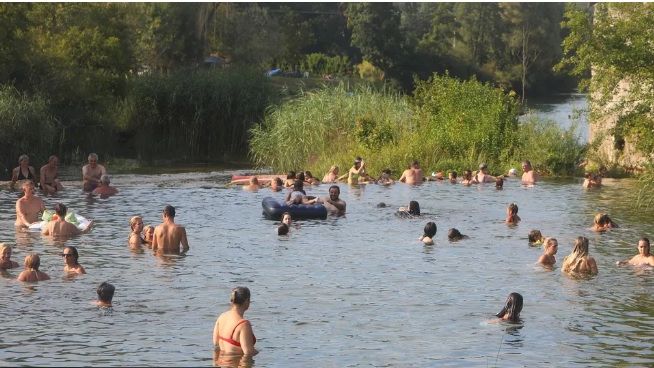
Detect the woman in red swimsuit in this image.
<box><xmin>213</xmin><ymin>286</ymin><xmax>258</xmax><ymax>356</ymax></box>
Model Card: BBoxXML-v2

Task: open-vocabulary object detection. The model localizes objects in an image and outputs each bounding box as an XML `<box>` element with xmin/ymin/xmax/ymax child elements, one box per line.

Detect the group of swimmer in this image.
<box><xmin>4</xmin><ymin>151</ymin><xmax>652</xmax><ymax>362</ymax></box>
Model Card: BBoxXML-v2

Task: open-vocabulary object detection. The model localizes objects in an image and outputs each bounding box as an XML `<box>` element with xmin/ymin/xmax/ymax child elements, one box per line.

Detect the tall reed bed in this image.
<box><xmin>0</xmin><ymin>85</ymin><xmax>56</xmax><ymax>172</ymax></box>
<box><xmin>115</xmin><ymin>68</ymin><xmax>273</xmax><ymax>161</ymax></box>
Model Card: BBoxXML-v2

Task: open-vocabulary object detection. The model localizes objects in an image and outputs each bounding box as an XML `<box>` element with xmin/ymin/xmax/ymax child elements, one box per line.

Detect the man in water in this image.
<box><xmin>473</xmin><ymin>163</ymin><xmax>496</xmax><ymax>183</ymax></box>
<box><xmin>42</xmin><ymin>203</ymin><xmax>94</xmax><ymax>237</ymax></box>
<box><xmin>39</xmin><ymin>155</ymin><xmax>64</xmax><ymax>195</ymax></box>
<box><xmin>616</xmin><ymin>238</ymin><xmax>654</xmax><ymax>266</ymax></box>
<box><xmin>92</xmin><ymin>175</ymin><xmax>119</xmax><ymax>197</ymax></box>
<box><xmin>96</xmin><ymin>282</ymin><xmax>115</xmax><ymax>307</ymax></box>
<box><xmin>399</xmin><ymin>160</ymin><xmax>424</xmax><ymax>185</ymax></box>
<box><xmin>152</xmin><ymin>205</ymin><xmax>190</xmax><ymax>255</ymax></box>
<box><xmin>521</xmin><ymin>160</ymin><xmax>538</xmax><ymax>185</ymax></box>
<box><xmin>15</xmin><ymin>181</ymin><xmax>45</xmax><ymax>228</ymax></box>
<box><xmin>82</xmin><ymin>153</ymin><xmax>107</xmax><ymax>192</ymax></box>
<box><xmin>314</xmin><ymin>185</ymin><xmax>346</xmax><ymax>215</ymax></box>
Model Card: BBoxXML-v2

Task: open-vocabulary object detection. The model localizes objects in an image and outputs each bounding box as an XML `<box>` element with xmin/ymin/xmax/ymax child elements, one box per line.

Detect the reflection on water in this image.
<box><xmin>214</xmin><ymin>350</ymin><xmax>254</xmax><ymax>368</ymax></box>
<box><xmin>0</xmin><ymin>172</ymin><xmax>653</xmax><ymax>367</ymax></box>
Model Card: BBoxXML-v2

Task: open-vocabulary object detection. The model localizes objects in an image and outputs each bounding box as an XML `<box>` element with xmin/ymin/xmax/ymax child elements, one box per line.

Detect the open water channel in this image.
<box><xmin>0</xmin><ymin>95</ymin><xmax>653</xmax><ymax>367</ymax></box>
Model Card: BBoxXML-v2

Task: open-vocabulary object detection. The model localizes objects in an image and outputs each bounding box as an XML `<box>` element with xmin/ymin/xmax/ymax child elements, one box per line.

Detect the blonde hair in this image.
<box><xmin>329</xmin><ymin>165</ymin><xmax>338</xmax><ymax>174</ymax></box>
<box><xmin>144</xmin><ymin>225</ymin><xmax>154</xmax><ymax>233</ymax></box>
<box><xmin>24</xmin><ymin>253</ymin><xmax>41</xmax><ymax>270</ymax></box>
<box><xmin>0</xmin><ymin>243</ymin><xmax>10</xmax><ymax>254</ymax></box>
<box><xmin>562</xmin><ymin>236</ymin><xmax>589</xmax><ymax>273</ymax></box>
<box><xmin>544</xmin><ymin>237</ymin><xmax>557</xmax><ymax>249</ymax></box>
<box><xmin>129</xmin><ymin>216</ymin><xmax>143</xmax><ymax>229</ymax></box>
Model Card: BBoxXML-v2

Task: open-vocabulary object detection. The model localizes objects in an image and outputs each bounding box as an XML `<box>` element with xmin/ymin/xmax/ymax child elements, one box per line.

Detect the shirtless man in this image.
<box><xmin>15</xmin><ymin>181</ymin><xmax>45</xmax><ymax>228</ymax></box>
<box><xmin>399</xmin><ymin>160</ymin><xmax>424</xmax><ymax>185</ymax></box>
<box><xmin>473</xmin><ymin>163</ymin><xmax>496</xmax><ymax>183</ymax></box>
<box><xmin>616</xmin><ymin>238</ymin><xmax>654</xmax><ymax>266</ymax></box>
<box><xmin>521</xmin><ymin>160</ymin><xmax>538</xmax><ymax>185</ymax></box>
<box><xmin>313</xmin><ymin>185</ymin><xmax>346</xmax><ymax>215</ymax></box>
<box><xmin>40</xmin><ymin>155</ymin><xmax>64</xmax><ymax>195</ymax></box>
<box><xmin>152</xmin><ymin>205</ymin><xmax>189</xmax><ymax>255</ymax></box>
<box><xmin>82</xmin><ymin>153</ymin><xmax>107</xmax><ymax>192</ymax></box>
<box><xmin>42</xmin><ymin>203</ymin><xmax>93</xmax><ymax>237</ymax></box>
<box><xmin>92</xmin><ymin>175</ymin><xmax>118</xmax><ymax>197</ymax></box>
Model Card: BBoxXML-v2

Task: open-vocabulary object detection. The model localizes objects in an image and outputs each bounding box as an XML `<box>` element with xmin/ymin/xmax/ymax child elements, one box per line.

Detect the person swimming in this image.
<box><xmin>398</xmin><ymin>201</ymin><xmax>421</xmax><ymax>218</ymax></box>
<box><xmin>537</xmin><ymin>237</ymin><xmax>558</xmax><ymax>267</ymax></box>
<box><xmin>561</xmin><ymin>236</ymin><xmax>598</xmax><ymax>275</ymax></box>
<box><xmin>277</xmin><ymin>223</ymin><xmax>289</xmax><ymax>235</ymax></box>
<box><xmin>447</xmin><ymin>228</ymin><xmax>468</xmax><ymax>242</ymax></box>
<box><xmin>496</xmin><ymin>292</ymin><xmax>523</xmax><ymax>322</ymax></box>
<box><xmin>528</xmin><ymin>230</ymin><xmax>544</xmax><ymax>245</ymax></box>
<box><xmin>505</xmin><ymin>203</ymin><xmax>521</xmax><ymax>225</ymax></box>
<box><xmin>592</xmin><ymin>213</ymin><xmax>618</xmax><ymax>232</ymax></box>
<box><xmin>97</xmin><ymin>281</ymin><xmax>115</xmax><ymax>307</ymax></box>
<box><xmin>419</xmin><ymin>222</ymin><xmax>437</xmax><ymax>245</ymax></box>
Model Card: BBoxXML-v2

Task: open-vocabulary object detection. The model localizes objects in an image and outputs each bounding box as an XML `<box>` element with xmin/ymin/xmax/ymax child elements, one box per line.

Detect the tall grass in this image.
<box><xmin>249</xmin><ymin>75</ymin><xmax>587</xmax><ymax>178</ymax></box>
<box><xmin>0</xmin><ymin>85</ymin><xmax>56</xmax><ymax>173</ymax></box>
<box><xmin>115</xmin><ymin>68</ymin><xmax>273</xmax><ymax>162</ymax></box>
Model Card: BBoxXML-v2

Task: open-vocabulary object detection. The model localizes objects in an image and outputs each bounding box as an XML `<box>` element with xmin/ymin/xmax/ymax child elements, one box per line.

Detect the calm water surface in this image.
<box><xmin>0</xmin><ymin>173</ymin><xmax>653</xmax><ymax>367</ymax></box>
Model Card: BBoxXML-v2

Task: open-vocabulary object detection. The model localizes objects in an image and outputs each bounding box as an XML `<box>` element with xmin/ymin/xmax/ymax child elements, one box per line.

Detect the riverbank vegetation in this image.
<box><xmin>250</xmin><ymin>76</ymin><xmax>586</xmax><ymax>177</ymax></box>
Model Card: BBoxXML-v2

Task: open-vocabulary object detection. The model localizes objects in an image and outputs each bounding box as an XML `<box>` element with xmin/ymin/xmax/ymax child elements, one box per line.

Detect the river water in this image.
<box><xmin>1</xmin><ymin>95</ymin><xmax>653</xmax><ymax>367</ymax></box>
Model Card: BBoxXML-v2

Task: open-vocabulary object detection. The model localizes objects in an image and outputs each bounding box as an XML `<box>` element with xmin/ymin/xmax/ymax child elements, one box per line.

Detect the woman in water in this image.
<box><xmin>17</xmin><ymin>253</ymin><xmax>50</xmax><ymax>282</ymax></box>
<box><xmin>461</xmin><ymin>170</ymin><xmax>474</xmax><ymax>186</ymax></box>
<box><xmin>11</xmin><ymin>154</ymin><xmax>38</xmax><ymax>187</ymax></box>
<box><xmin>505</xmin><ymin>203</ymin><xmax>521</xmax><ymax>225</ymax></box>
<box><xmin>213</xmin><ymin>286</ymin><xmax>258</xmax><ymax>356</ymax></box>
<box><xmin>322</xmin><ymin>165</ymin><xmax>339</xmax><ymax>183</ymax></box>
<box><xmin>537</xmin><ymin>237</ymin><xmax>558</xmax><ymax>267</ymax></box>
<box><xmin>447</xmin><ymin>228</ymin><xmax>468</xmax><ymax>242</ymax></box>
<box><xmin>562</xmin><ymin>236</ymin><xmax>598</xmax><ymax>275</ymax></box>
<box><xmin>419</xmin><ymin>222</ymin><xmax>437</xmax><ymax>245</ymax></box>
<box><xmin>284</xmin><ymin>171</ymin><xmax>296</xmax><ymax>188</ymax></box>
<box><xmin>592</xmin><ymin>213</ymin><xmax>618</xmax><ymax>232</ymax></box>
<box><xmin>337</xmin><ymin>157</ymin><xmax>366</xmax><ymax>185</ymax></box>
<box><xmin>496</xmin><ymin>292</ymin><xmax>523</xmax><ymax>322</ymax></box>
<box><xmin>376</xmin><ymin>169</ymin><xmax>394</xmax><ymax>185</ymax></box>
<box><xmin>398</xmin><ymin>201</ymin><xmax>421</xmax><ymax>217</ymax></box>
<box><xmin>62</xmin><ymin>246</ymin><xmax>86</xmax><ymax>274</ymax></box>
<box><xmin>0</xmin><ymin>243</ymin><xmax>19</xmax><ymax>269</ymax></box>
<box><xmin>528</xmin><ymin>230</ymin><xmax>545</xmax><ymax>245</ymax></box>
<box><xmin>304</xmin><ymin>171</ymin><xmax>320</xmax><ymax>185</ymax></box>
<box><xmin>129</xmin><ymin>216</ymin><xmax>145</xmax><ymax>248</ymax></box>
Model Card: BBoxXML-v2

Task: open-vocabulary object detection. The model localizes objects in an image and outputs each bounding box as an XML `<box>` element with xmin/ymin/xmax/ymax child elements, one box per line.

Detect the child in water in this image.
<box><xmin>419</xmin><ymin>222</ymin><xmax>437</xmax><ymax>245</ymax></box>
<box><xmin>505</xmin><ymin>203</ymin><xmax>521</xmax><ymax>225</ymax></box>
<box><xmin>537</xmin><ymin>237</ymin><xmax>558</xmax><ymax>267</ymax></box>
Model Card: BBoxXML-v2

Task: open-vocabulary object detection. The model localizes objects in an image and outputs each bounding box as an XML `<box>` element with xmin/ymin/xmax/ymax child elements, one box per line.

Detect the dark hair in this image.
<box><xmin>97</xmin><ymin>282</ymin><xmax>115</xmax><ymax>303</ymax></box>
<box><xmin>273</xmin><ymin>177</ymin><xmax>283</xmax><ymax>186</ymax></box>
<box><xmin>496</xmin><ymin>292</ymin><xmax>523</xmax><ymax>322</ymax></box>
<box><xmin>163</xmin><ymin>205</ymin><xmax>175</xmax><ymax>218</ymax></box>
<box><xmin>528</xmin><ymin>230</ymin><xmax>543</xmax><ymax>243</ymax></box>
<box><xmin>230</xmin><ymin>286</ymin><xmax>251</xmax><ymax>305</ymax></box>
<box><xmin>382</xmin><ymin>168</ymin><xmax>391</xmax><ymax>175</ymax></box>
<box><xmin>408</xmin><ymin>201</ymin><xmax>420</xmax><ymax>216</ymax></box>
<box><xmin>293</xmin><ymin>179</ymin><xmax>304</xmax><ymax>192</ymax></box>
<box><xmin>495</xmin><ymin>177</ymin><xmax>504</xmax><ymax>189</ymax></box>
<box><xmin>54</xmin><ymin>203</ymin><xmax>67</xmax><ymax>217</ymax></box>
<box><xmin>448</xmin><ymin>228</ymin><xmax>465</xmax><ymax>241</ymax></box>
<box><xmin>508</xmin><ymin>203</ymin><xmax>518</xmax><ymax>215</ymax></box>
<box><xmin>423</xmin><ymin>222</ymin><xmax>437</xmax><ymax>238</ymax></box>
<box><xmin>287</xmin><ymin>171</ymin><xmax>296</xmax><ymax>179</ymax></box>
<box><xmin>450</xmin><ymin>171</ymin><xmax>457</xmax><ymax>178</ymax></box>
<box><xmin>304</xmin><ymin>171</ymin><xmax>314</xmax><ymax>179</ymax></box>
<box><xmin>329</xmin><ymin>185</ymin><xmax>340</xmax><ymax>194</ymax></box>
<box><xmin>278</xmin><ymin>223</ymin><xmax>289</xmax><ymax>235</ymax></box>
<box><xmin>412</xmin><ymin>160</ymin><xmax>419</xmax><ymax>167</ymax></box>
<box><xmin>297</xmin><ymin>171</ymin><xmax>305</xmax><ymax>182</ymax></box>
<box><xmin>64</xmin><ymin>246</ymin><xmax>79</xmax><ymax>265</ymax></box>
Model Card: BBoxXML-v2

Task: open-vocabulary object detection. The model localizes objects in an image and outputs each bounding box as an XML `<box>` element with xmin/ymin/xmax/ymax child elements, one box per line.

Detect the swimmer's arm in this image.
<box><xmin>399</xmin><ymin>172</ymin><xmax>407</xmax><ymax>182</ymax></box>
<box><xmin>41</xmin><ymin>223</ymin><xmax>50</xmax><ymax>236</ymax></box>
<box><xmin>239</xmin><ymin>322</ymin><xmax>258</xmax><ymax>356</ymax></box>
<box><xmin>336</xmin><ymin>173</ymin><xmax>348</xmax><ymax>182</ymax></box>
<box><xmin>212</xmin><ymin>319</ymin><xmax>220</xmax><ymax>347</ymax></box>
<box><xmin>11</xmin><ymin>167</ymin><xmax>18</xmax><ymax>182</ymax></box>
<box><xmin>151</xmin><ymin>231</ymin><xmax>159</xmax><ymax>252</ymax></box>
<box><xmin>180</xmin><ymin>227</ymin><xmax>189</xmax><ymax>253</ymax></box>
<box><xmin>616</xmin><ymin>258</ymin><xmax>630</xmax><ymax>266</ymax></box>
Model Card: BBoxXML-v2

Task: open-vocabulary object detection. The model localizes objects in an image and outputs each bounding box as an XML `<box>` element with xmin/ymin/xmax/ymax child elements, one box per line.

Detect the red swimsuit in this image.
<box><xmin>219</xmin><ymin>320</ymin><xmax>256</xmax><ymax>347</ymax></box>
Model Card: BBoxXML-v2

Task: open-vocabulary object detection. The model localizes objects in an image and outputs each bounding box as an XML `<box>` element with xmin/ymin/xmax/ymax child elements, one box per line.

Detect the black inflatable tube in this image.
<box><xmin>262</xmin><ymin>197</ymin><xmax>327</xmax><ymax>220</ymax></box>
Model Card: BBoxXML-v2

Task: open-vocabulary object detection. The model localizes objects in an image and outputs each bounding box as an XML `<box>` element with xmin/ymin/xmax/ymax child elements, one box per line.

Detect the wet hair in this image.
<box><xmin>24</xmin><ymin>253</ymin><xmax>41</xmax><ymax>270</ymax></box>
<box><xmin>100</xmin><ymin>175</ymin><xmax>110</xmax><ymax>184</ymax></box>
<box><xmin>423</xmin><ymin>222</ymin><xmax>437</xmax><ymax>238</ymax></box>
<box><xmin>63</xmin><ymin>246</ymin><xmax>80</xmax><ymax>265</ymax></box>
<box><xmin>130</xmin><ymin>216</ymin><xmax>143</xmax><ymax>230</ymax></box>
<box><xmin>528</xmin><ymin>230</ymin><xmax>543</xmax><ymax>243</ymax></box>
<box><xmin>376</xmin><ymin>202</ymin><xmax>387</xmax><ymax>208</ymax></box>
<box><xmin>562</xmin><ymin>236</ymin><xmax>590</xmax><ymax>273</ymax></box>
<box><xmin>286</xmin><ymin>171</ymin><xmax>296</xmax><ymax>180</ymax></box>
<box><xmin>18</xmin><ymin>154</ymin><xmax>29</xmax><ymax>164</ymax></box>
<box><xmin>408</xmin><ymin>201</ymin><xmax>420</xmax><ymax>216</ymax></box>
<box><xmin>495</xmin><ymin>177</ymin><xmax>504</xmax><ymax>189</ymax></box>
<box><xmin>0</xmin><ymin>243</ymin><xmax>11</xmax><ymax>255</ymax></box>
<box><xmin>88</xmin><ymin>153</ymin><xmax>99</xmax><ymax>161</ymax></box>
<box><xmin>297</xmin><ymin>171</ymin><xmax>305</xmax><ymax>182</ymax></box>
<box><xmin>496</xmin><ymin>292</ymin><xmax>523</xmax><ymax>322</ymax></box>
<box><xmin>97</xmin><ymin>282</ymin><xmax>115</xmax><ymax>303</ymax></box>
<box><xmin>54</xmin><ymin>203</ymin><xmax>67</xmax><ymax>217</ymax></box>
<box><xmin>293</xmin><ymin>179</ymin><xmax>304</xmax><ymax>192</ymax></box>
<box><xmin>230</xmin><ymin>286</ymin><xmax>251</xmax><ymax>305</ymax></box>
<box><xmin>508</xmin><ymin>203</ymin><xmax>519</xmax><ymax>215</ymax></box>
<box><xmin>641</xmin><ymin>237</ymin><xmax>651</xmax><ymax>248</ymax></box>
<box><xmin>544</xmin><ymin>237</ymin><xmax>558</xmax><ymax>249</ymax></box>
<box><xmin>448</xmin><ymin>228</ymin><xmax>466</xmax><ymax>241</ymax></box>
<box><xmin>277</xmin><ymin>223</ymin><xmax>289</xmax><ymax>235</ymax></box>
<box><xmin>449</xmin><ymin>171</ymin><xmax>457</xmax><ymax>179</ymax></box>
<box><xmin>304</xmin><ymin>171</ymin><xmax>314</xmax><ymax>179</ymax></box>
<box><xmin>281</xmin><ymin>212</ymin><xmax>291</xmax><ymax>223</ymax></box>
<box><xmin>163</xmin><ymin>205</ymin><xmax>176</xmax><ymax>218</ymax></box>
<box><xmin>463</xmin><ymin>170</ymin><xmax>472</xmax><ymax>180</ymax></box>
<box><xmin>273</xmin><ymin>177</ymin><xmax>283</xmax><ymax>186</ymax></box>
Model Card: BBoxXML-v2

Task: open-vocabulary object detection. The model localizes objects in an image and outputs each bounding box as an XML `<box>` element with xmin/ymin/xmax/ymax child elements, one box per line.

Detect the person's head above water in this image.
<box><xmin>495</xmin><ymin>177</ymin><xmax>504</xmax><ymax>189</ymax></box>
<box><xmin>286</xmin><ymin>171</ymin><xmax>296</xmax><ymax>180</ymax></box>
<box><xmin>638</xmin><ymin>237</ymin><xmax>651</xmax><ymax>255</ymax></box>
<box><xmin>97</xmin><ymin>282</ymin><xmax>115</xmax><ymax>305</ymax></box>
<box><xmin>423</xmin><ymin>222</ymin><xmax>437</xmax><ymax>239</ymax></box>
<box><xmin>54</xmin><ymin>203</ymin><xmax>67</xmax><ymax>218</ymax></box>
<box><xmin>496</xmin><ymin>292</ymin><xmax>523</xmax><ymax>322</ymax></box>
<box><xmin>528</xmin><ymin>230</ymin><xmax>543</xmax><ymax>243</ymax></box>
<box><xmin>24</xmin><ymin>253</ymin><xmax>41</xmax><ymax>270</ymax></box>
<box><xmin>297</xmin><ymin>171</ymin><xmax>305</xmax><ymax>182</ymax></box>
<box><xmin>100</xmin><ymin>175</ymin><xmax>111</xmax><ymax>185</ymax></box>
<box><xmin>354</xmin><ymin>156</ymin><xmax>362</xmax><ymax>168</ymax></box>
<box><xmin>329</xmin><ymin>185</ymin><xmax>340</xmax><ymax>201</ymax></box>
<box><xmin>277</xmin><ymin>223</ymin><xmax>289</xmax><ymax>235</ymax></box>
<box><xmin>448</xmin><ymin>228</ymin><xmax>466</xmax><ymax>241</ymax></box>
<box><xmin>508</xmin><ymin>203</ymin><xmax>519</xmax><ymax>216</ymax></box>
<box><xmin>163</xmin><ymin>205</ymin><xmax>176</xmax><ymax>219</ymax></box>
<box><xmin>293</xmin><ymin>179</ymin><xmax>304</xmax><ymax>192</ymax></box>
<box><xmin>230</xmin><ymin>286</ymin><xmax>251</xmax><ymax>306</ymax></box>
<box><xmin>408</xmin><ymin>201</ymin><xmax>420</xmax><ymax>216</ymax></box>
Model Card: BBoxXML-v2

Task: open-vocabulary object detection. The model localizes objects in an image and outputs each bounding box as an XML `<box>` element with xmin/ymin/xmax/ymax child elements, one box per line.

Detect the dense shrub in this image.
<box><xmin>301</xmin><ymin>53</ymin><xmax>351</xmax><ymax>76</ymax></box>
<box><xmin>115</xmin><ymin>68</ymin><xmax>273</xmax><ymax>162</ymax></box>
<box><xmin>0</xmin><ymin>85</ymin><xmax>56</xmax><ymax>173</ymax></box>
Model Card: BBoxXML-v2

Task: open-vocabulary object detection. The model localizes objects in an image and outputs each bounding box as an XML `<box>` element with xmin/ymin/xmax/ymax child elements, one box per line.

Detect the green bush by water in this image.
<box><xmin>249</xmin><ymin>74</ymin><xmax>587</xmax><ymax>178</ymax></box>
